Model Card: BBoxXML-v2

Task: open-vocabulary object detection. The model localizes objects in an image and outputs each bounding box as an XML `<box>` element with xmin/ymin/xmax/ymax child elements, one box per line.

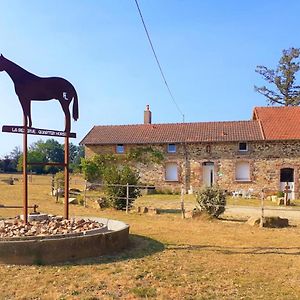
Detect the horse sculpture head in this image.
<box><xmin>0</xmin><ymin>55</ymin><xmax>79</xmax><ymax>132</ymax></box>
<box><xmin>0</xmin><ymin>54</ymin><xmax>5</xmax><ymax>71</ymax></box>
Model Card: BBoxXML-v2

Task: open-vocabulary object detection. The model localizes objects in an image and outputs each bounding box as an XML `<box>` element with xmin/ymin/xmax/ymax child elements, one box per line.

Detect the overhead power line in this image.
<box><xmin>134</xmin><ymin>0</ymin><xmax>185</xmax><ymax>122</ymax></box>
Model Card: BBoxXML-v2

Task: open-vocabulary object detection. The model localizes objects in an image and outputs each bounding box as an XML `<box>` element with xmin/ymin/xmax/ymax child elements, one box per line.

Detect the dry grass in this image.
<box><xmin>0</xmin><ymin>174</ymin><xmax>300</xmax><ymax>299</ymax></box>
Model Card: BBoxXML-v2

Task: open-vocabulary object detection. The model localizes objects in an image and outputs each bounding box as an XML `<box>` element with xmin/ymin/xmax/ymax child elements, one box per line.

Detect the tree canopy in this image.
<box><xmin>0</xmin><ymin>139</ymin><xmax>84</xmax><ymax>174</ymax></box>
<box><xmin>255</xmin><ymin>47</ymin><xmax>300</xmax><ymax>106</ymax></box>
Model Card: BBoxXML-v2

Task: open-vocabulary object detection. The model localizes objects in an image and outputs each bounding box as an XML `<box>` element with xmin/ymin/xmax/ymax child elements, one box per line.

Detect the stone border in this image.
<box><xmin>0</xmin><ymin>217</ymin><xmax>129</xmax><ymax>265</ymax></box>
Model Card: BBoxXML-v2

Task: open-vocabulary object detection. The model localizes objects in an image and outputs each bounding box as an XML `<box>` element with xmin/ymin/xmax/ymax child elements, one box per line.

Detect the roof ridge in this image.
<box><xmin>93</xmin><ymin>120</ymin><xmax>259</xmax><ymax>128</ymax></box>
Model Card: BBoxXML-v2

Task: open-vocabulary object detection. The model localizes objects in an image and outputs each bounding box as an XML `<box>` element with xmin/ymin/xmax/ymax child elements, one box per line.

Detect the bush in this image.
<box><xmin>277</xmin><ymin>191</ymin><xmax>284</xmax><ymax>198</ymax></box>
<box><xmin>81</xmin><ymin>157</ymin><xmax>102</xmax><ymax>182</ymax></box>
<box><xmin>195</xmin><ymin>186</ymin><xmax>226</xmax><ymax>218</ymax></box>
<box><xmin>55</xmin><ymin>171</ymin><xmax>65</xmax><ymax>189</ymax></box>
<box><xmin>103</xmin><ymin>165</ymin><xmax>140</xmax><ymax>210</ymax></box>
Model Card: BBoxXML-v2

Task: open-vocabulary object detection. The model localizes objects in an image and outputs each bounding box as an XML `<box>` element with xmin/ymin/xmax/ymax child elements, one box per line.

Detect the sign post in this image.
<box><xmin>64</xmin><ymin>134</ymin><xmax>70</xmax><ymax>220</ymax></box>
<box><xmin>23</xmin><ymin>116</ymin><xmax>28</xmax><ymax>224</ymax></box>
<box><xmin>2</xmin><ymin>125</ymin><xmax>77</xmax><ymax>222</ymax></box>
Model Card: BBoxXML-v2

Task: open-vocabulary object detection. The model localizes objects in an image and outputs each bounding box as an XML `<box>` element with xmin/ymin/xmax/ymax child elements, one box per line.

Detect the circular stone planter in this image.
<box><xmin>0</xmin><ymin>217</ymin><xmax>129</xmax><ymax>265</ymax></box>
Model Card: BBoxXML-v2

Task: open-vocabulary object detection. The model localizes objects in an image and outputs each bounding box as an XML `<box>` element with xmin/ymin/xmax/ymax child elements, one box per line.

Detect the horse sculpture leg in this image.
<box><xmin>19</xmin><ymin>98</ymin><xmax>32</xmax><ymax>127</ymax></box>
<box><xmin>59</xmin><ymin>100</ymin><xmax>71</xmax><ymax>133</ymax></box>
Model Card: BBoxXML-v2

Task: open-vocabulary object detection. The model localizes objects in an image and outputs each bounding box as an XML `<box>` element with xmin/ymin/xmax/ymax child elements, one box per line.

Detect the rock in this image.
<box><xmin>53</xmin><ymin>188</ymin><xmax>64</xmax><ymax>197</ymax></box>
<box><xmin>68</xmin><ymin>197</ymin><xmax>77</xmax><ymax>204</ymax></box>
<box><xmin>185</xmin><ymin>209</ymin><xmax>202</xmax><ymax>219</ymax></box>
<box><xmin>69</xmin><ymin>188</ymin><xmax>81</xmax><ymax>193</ymax></box>
<box><xmin>27</xmin><ymin>213</ymin><xmax>49</xmax><ymax>222</ymax></box>
<box><xmin>277</xmin><ymin>198</ymin><xmax>284</xmax><ymax>205</ymax></box>
<box><xmin>97</xmin><ymin>198</ymin><xmax>107</xmax><ymax>209</ymax></box>
<box><xmin>247</xmin><ymin>217</ymin><xmax>261</xmax><ymax>226</ymax></box>
<box><xmin>247</xmin><ymin>216</ymin><xmax>289</xmax><ymax>228</ymax></box>
<box><xmin>0</xmin><ymin>217</ymin><xmax>104</xmax><ymax>238</ymax></box>
<box><xmin>263</xmin><ymin>216</ymin><xmax>289</xmax><ymax>228</ymax></box>
<box><xmin>137</xmin><ymin>206</ymin><xmax>148</xmax><ymax>213</ymax></box>
<box><xmin>147</xmin><ymin>208</ymin><xmax>160</xmax><ymax>215</ymax></box>
<box><xmin>271</xmin><ymin>195</ymin><xmax>278</xmax><ymax>202</ymax></box>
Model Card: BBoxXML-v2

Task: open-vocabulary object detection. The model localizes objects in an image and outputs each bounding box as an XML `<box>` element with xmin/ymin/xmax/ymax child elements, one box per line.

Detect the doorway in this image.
<box><xmin>202</xmin><ymin>162</ymin><xmax>214</xmax><ymax>187</ymax></box>
<box><xmin>280</xmin><ymin>168</ymin><xmax>295</xmax><ymax>200</ymax></box>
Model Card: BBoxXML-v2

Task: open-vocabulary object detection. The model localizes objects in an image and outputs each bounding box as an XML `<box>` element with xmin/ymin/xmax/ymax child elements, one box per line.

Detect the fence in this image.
<box><xmin>1</xmin><ymin>173</ymin><xmax>299</xmax><ymax>223</ymax></box>
<box><xmin>81</xmin><ymin>182</ymin><xmax>188</xmax><ymax>216</ymax></box>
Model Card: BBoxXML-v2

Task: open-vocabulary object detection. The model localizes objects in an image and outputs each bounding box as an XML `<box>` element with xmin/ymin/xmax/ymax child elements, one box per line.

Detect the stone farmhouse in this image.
<box><xmin>81</xmin><ymin>106</ymin><xmax>300</xmax><ymax>199</ymax></box>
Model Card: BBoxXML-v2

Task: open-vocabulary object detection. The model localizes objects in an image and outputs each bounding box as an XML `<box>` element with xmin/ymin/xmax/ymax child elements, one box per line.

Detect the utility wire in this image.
<box><xmin>134</xmin><ymin>0</ymin><xmax>185</xmax><ymax>122</ymax></box>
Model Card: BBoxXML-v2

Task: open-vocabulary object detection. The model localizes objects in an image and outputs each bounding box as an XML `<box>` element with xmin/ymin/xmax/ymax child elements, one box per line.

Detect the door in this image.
<box><xmin>280</xmin><ymin>168</ymin><xmax>295</xmax><ymax>200</ymax></box>
<box><xmin>202</xmin><ymin>162</ymin><xmax>214</xmax><ymax>187</ymax></box>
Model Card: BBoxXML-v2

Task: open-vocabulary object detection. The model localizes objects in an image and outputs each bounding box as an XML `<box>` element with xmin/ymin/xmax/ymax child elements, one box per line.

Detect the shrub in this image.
<box><xmin>195</xmin><ymin>185</ymin><xmax>226</xmax><ymax>218</ymax></box>
<box><xmin>277</xmin><ymin>191</ymin><xmax>284</xmax><ymax>198</ymax></box>
<box><xmin>103</xmin><ymin>165</ymin><xmax>140</xmax><ymax>210</ymax></box>
<box><xmin>81</xmin><ymin>157</ymin><xmax>102</xmax><ymax>182</ymax></box>
<box><xmin>55</xmin><ymin>171</ymin><xmax>65</xmax><ymax>189</ymax></box>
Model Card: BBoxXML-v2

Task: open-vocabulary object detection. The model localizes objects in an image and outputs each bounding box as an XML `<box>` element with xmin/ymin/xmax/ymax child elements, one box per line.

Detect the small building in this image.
<box><xmin>80</xmin><ymin>106</ymin><xmax>300</xmax><ymax>198</ymax></box>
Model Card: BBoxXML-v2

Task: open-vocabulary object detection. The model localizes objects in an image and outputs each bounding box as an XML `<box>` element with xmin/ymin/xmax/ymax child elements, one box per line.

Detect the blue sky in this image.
<box><xmin>0</xmin><ymin>0</ymin><xmax>299</xmax><ymax>156</ymax></box>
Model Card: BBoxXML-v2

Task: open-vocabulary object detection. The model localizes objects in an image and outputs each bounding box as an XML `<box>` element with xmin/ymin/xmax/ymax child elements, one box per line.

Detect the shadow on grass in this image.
<box><xmin>158</xmin><ymin>208</ymin><xmax>181</xmax><ymax>214</ymax></box>
<box><xmin>71</xmin><ymin>234</ymin><xmax>165</xmax><ymax>266</ymax></box>
<box><xmin>165</xmin><ymin>244</ymin><xmax>300</xmax><ymax>256</ymax></box>
<box><xmin>219</xmin><ymin>216</ymin><xmax>246</xmax><ymax>223</ymax></box>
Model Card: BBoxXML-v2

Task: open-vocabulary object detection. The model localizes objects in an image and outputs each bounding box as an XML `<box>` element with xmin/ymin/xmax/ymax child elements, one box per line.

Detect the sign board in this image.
<box><xmin>2</xmin><ymin>125</ymin><xmax>76</xmax><ymax>138</ymax></box>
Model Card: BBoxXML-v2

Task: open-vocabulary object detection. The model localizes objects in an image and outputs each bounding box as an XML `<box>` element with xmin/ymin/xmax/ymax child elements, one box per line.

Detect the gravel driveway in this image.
<box><xmin>224</xmin><ymin>205</ymin><xmax>300</xmax><ymax>222</ymax></box>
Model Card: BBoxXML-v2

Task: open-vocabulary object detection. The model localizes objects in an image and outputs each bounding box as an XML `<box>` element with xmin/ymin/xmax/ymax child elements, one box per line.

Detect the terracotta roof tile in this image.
<box><xmin>80</xmin><ymin>120</ymin><xmax>263</xmax><ymax>145</ymax></box>
<box><xmin>253</xmin><ymin>106</ymin><xmax>300</xmax><ymax>140</ymax></box>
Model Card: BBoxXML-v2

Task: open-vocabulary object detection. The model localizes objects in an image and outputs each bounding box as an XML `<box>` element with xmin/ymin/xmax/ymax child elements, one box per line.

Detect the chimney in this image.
<box><xmin>144</xmin><ymin>105</ymin><xmax>152</xmax><ymax>124</ymax></box>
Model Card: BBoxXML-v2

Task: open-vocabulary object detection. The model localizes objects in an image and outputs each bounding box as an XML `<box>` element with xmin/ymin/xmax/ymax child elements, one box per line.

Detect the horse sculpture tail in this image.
<box><xmin>72</xmin><ymin>90</ymin><xmax>79</xmax><ymax>121</ymax></box>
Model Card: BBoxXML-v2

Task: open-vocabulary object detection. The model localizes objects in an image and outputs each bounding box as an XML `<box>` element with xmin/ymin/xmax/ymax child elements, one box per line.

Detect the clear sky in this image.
<box><xmin>0</xmin><ymin>0</ymin><xmax>299</xmax><ymax>156</ymax></box>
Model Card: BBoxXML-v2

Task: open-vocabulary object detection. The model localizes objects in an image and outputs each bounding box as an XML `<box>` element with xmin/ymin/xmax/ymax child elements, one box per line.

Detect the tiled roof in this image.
<box><xmin>253</xmin><ymin>106</ymin><xmax>300</xmax><ymax>140</ymax></box>
<box><xmin>80</xmin><ymin>121</ymin><xmax>264</xmax><ymax>145</ymax></box>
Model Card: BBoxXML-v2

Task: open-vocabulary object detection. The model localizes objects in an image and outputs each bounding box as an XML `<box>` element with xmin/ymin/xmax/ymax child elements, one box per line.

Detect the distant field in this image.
<box><xmin>0</xmin><ymin>174</ymin><xmax>300</xmax><ymax>299</ymax></box>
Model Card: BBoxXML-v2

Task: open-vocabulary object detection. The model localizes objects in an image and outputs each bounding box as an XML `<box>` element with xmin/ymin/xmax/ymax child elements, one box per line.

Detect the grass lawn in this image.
<box><xmin>0</xmin><ymin>174</ymin><xmax>300</xmax><ymax>299</ymax></box>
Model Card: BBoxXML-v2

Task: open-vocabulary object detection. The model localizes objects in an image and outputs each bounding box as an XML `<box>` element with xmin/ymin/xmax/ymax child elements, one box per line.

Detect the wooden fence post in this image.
<box><xmin>126</xmin><ymin>183</ymin><xmax>129</xmax><ymax>214</ymax></box>
<box><xmin>181</xmin><ymin>185</ymin><xmax>185</xmax><ymax>219</ymax></box>
<box><xmin>260</xmin><ymin>189</ymin><xmax>265</xmax><ymax>228</ymax></box>
<box><xmin>84</xmin><ymin>180</ymin><xmax>87</xmax><ymax>207</ymax></box>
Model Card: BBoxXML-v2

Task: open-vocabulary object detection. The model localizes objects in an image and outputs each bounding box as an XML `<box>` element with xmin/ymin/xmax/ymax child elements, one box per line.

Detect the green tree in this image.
<box><xmin>9</xmin><ymin>146</ymin><xmax>22</xmax><ymax>171</ymax></box>
<box><xmin>81</xmin><ymin>157</ymin><xmax>103</xmax><ymax>182</ymax></box>
<box><xmin>70</xmin><ymin>144</ymin><xmax>84</xmax><ymax>172</ymax></box>
<box><xmin>17</xmin><ymin>150</ymin><xmax>47</xmax><ymax>174</ymax></box>
<box><xmin>255</xmin><ymin>47</ymin><xmax>300</xmax><ymax>106</ymax></box>
<box><xmin>0</xmin><ymin>155</ymin><xmax>16</xmax><ymax>172</ymax></box>
<box><xmin>32</xmin><ymin>139</ymin><xmax>64</xmax><ymax>173</ymax></box>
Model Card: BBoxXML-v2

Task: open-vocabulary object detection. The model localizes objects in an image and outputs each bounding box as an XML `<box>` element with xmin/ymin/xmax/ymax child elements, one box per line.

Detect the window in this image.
<box><xmin>116</xmin><ymin>144</ymin><xmax>125</xmax><ymax>154</ymax></box>
<box><xmin>238</xmin><ymin>142</ymin><xmax>248</xmax><ymax>151</ymax></box>
<box><xmin>206</xmin><ymin>144</ymin><xmax>211</xmax><ymax>153</ymax></box>
<box><xmin>280</xmin><ymin>168</ymin><xmax>294</xmax><ymax>182</ymax></box>
<box><xmin>235</xmin><ymin>161</ymin><xmax>250</xmax><ymax>181</ymax></box>
<box><xmin>167</xmin><ymin>144</ymin><xmax>176</xmax><ymax>153</ymax></box>
<box><xmin>165</xmin><ymin>163</ymin><xmax>178</xmax><ymax>181</ymax></box>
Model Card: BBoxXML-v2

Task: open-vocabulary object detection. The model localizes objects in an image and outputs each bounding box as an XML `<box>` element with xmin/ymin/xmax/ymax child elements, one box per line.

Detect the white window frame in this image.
<box><xmin>235</xmin><ymin>161</ymin><xmax>250</xmax><ymax>181</ymax></box>
<box><xmin>167</xmin><ymin>143</ymin><xmax>177</xmax><ymax>153</ymax></box>
<box><xmin>116</xmin><ymin>144</ymin><xmax>125</xmax><ymax>154</ymax></box>
<box><xmin>238</xmin><ymin>142</ymin><xmax>248</xmax><ymax>152</ymax></box>
<box><xmin>165</xmin><ymin>163</ymin><xmax>179</xmax><ymax>181</ymax></box>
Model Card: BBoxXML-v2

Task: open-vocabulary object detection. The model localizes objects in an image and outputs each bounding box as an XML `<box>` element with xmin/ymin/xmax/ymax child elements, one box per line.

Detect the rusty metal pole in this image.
<box><xmin>64</xmin><ymin>133</ymin><xmax>69</xmax><ymax>219</ymax></box>
<box><xmin>23</xmin><ymin>115</ymin><xmax>28</xmax><ymax>223</ymax></box>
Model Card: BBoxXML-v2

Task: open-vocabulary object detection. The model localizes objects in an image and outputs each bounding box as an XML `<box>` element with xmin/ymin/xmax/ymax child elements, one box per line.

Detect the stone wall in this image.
<box><xmin>85</xmin><ymin>140</ymin><xmax>300</xmax><ymax>197</ymax></box>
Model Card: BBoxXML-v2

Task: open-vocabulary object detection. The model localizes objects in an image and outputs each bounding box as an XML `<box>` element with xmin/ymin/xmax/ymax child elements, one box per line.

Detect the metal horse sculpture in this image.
<box><xmin>0</xmin><ymin>54</ymin><xmax>78</xmax><ymax>132</ymax></box>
